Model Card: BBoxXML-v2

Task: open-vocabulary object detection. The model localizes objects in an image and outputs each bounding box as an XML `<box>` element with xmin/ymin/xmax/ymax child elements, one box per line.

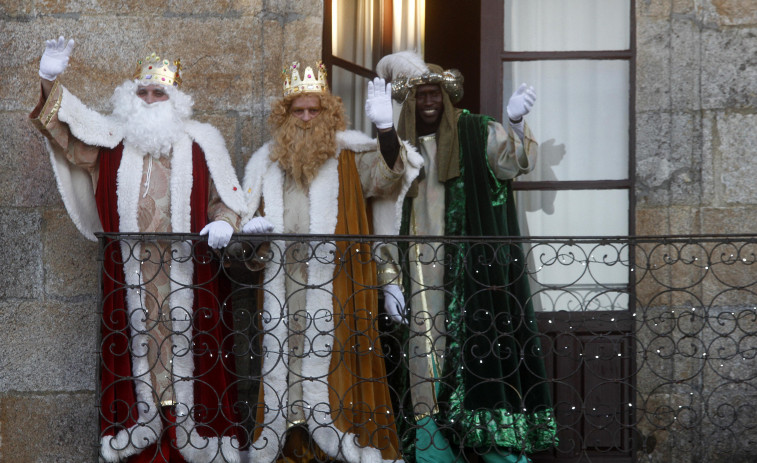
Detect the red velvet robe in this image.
<box><xmin>96</xmin><ymin>142</ymin><xmax>242</xmax><ymax>462</ymax></box>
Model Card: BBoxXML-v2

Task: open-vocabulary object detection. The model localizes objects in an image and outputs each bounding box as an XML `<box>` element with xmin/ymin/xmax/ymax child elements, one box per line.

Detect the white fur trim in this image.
<box><xmin>371</xmin><ymin>139</ymin><xmax>423</xmax><ymax>236</ymax></box>
<box><xmin>57</xmin><ymin>87</ymin><xmax>122</xmax><ymax>148</ymax></box>
<box><xmin>46</xmin><ymin>139</ymin><xmax>102</xmax><ymax>241</ymax></box>
<box><xmin>243</xmin><ymin>153</ymin><xmax>290</xmax><ymax>462</ymax></box>
<box><xmin>186</xmin><ymin>120</ymin><xmax>247</xmax><ymax>216</ymax></box>
<box><xmin>336</xmin><ymin>129</ymin><xmax>375</xmax><ymax>153</ymax></box>
<box><xmin>241</xmin><ymin>142</ymin><xmax>273</xmax><ymax>223</ymax></box>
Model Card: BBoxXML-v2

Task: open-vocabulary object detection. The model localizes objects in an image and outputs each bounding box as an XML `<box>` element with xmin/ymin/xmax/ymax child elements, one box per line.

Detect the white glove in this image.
<box><xmin>365</xmin><ymin>77</ymin><xmax>394</xmax><ymax>130</ymax></box>
<box><xmin>39</xmin><ymin>36</ymin><xmax>75</xmax><ymax>81</ymax></box>
<box><xmin>242</xmin><ymin>216</ymin><xmax>275</xmax><ymax>234</ymax></box>
<box><xmin>199</xmin><ymin>220</ymin><xmax>234</xmax><ymax>249</ymax></box>
<box><xmin>506</xmin><ymin>83</ymin><xmax>536</xmax><ymax>122</ymax></box>
<box><xmin>383</xmin><ymin>284</ymin><xmax>407</xmax><ymax>324</ymax></box>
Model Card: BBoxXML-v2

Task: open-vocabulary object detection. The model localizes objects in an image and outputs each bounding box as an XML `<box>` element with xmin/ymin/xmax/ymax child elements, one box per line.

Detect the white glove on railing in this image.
<box><xmin>383</xmin><ymin>284</ymin><xmax>407</xmax><ymax>324</ymax></box>
<box><xmin>242</xmin><ymin>217</ymin><xmax>275</xmax><ymax>234</ymax></box>
<box><xmin>39</xmin><ymin>36</ymin><xmax>75</xmax><ymax>81</ymax></box>
<box><xmin>200</xmin><ymin>220</ymin><xmax>234</xmax><ymax>249</ymax></box>
<box><xmin>506</xmin><ymin>83</ymin><xmax>536</xmax><ymax>122</ymax></box>
<box><xmin>365</xmin><ymin>77</ymin><xmax>394</xmax><ymax>130</ymax></box>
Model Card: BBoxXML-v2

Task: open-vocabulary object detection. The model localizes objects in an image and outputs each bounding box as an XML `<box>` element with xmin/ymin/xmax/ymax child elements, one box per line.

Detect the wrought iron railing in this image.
<box><xmin>94</xmin><ymin>233</ymin><xmax>757</xmax><ymax>463</ymax></box>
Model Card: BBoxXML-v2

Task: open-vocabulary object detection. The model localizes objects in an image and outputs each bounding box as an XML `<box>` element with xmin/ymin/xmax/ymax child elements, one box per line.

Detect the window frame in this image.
<box><xmin>481</xmin><ymin>0</ymin><xmax>637</xmax><ymax>237</ymax></box>
<box><xmin>322</xmin><ymin>0</ymin><xmax>395</xmax><ymax>86</ymax></box>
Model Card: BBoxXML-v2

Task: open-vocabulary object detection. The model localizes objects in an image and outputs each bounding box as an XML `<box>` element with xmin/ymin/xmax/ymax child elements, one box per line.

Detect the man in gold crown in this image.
<box><xmin>239</xmin><ymin>61</ymin><xmax>423</xmax><ymax>462</ymax></box>
<box><xmin>373</xmin><ymin>51</ymin><xmax>557</xmax><ymax>463</ymax></box>
<box><xmin>30</xmin><ymin>37</ymin><xmax>247</xmax><ymax>463</ymax></box>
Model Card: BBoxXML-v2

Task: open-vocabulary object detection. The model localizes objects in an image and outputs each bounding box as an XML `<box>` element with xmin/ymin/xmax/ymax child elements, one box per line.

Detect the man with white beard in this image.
<box><xmin>30</xmin><ymin>37</ymin><xmax>247</xmax><ymax>463</ymax></box>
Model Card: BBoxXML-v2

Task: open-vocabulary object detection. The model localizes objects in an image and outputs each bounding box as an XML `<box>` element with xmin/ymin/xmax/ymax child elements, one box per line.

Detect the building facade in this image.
<box><xmin>0</xmin><ymin>1</ymin><xmax>755</xmax><ymax>461</ymax></box>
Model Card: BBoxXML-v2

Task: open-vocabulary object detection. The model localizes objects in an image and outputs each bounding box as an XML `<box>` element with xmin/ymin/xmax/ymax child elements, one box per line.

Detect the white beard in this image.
<box><xmin>110</xmin><ymin>80</ymin><xmax>194</xmax><ymax>158</ymax></box>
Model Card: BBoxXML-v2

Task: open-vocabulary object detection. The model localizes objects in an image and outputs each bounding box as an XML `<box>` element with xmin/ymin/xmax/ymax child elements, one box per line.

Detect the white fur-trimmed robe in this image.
<box><xmin>240</xmin><ymin>130</ymin><xmax>422</xmax><ymax>463</ymax></box>
<box><xmin>38</xmin><ymin>85</ymin><xmax>248</xmax><ymax>463</ymax></box>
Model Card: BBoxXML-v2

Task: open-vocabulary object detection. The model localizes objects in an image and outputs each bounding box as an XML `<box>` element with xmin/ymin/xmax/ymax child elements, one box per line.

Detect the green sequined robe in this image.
<box><xmin>394</xmin><ymin>111</ymin><xmax>557</xmax><ymax>460</ymax></box>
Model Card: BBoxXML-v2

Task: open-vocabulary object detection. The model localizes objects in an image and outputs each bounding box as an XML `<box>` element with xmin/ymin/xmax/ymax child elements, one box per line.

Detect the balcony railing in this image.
<box><xmin>95</xmin><ymin>233</ymin><xmax>757</xmax><ymax>463</ymax></box>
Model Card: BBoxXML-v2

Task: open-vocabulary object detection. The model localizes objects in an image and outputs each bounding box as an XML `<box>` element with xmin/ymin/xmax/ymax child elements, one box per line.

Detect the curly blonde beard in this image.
<box><xmin>269</xmin><ymin>93</ymin><xmax>347</xmax><ymax>188</ymax></box>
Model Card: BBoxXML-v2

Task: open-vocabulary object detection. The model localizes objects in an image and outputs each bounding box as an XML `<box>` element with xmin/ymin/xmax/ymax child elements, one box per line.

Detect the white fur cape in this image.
<box><xmin>239</xmin><ymin>130</ymin><xmax>422</xmax><ymax>463</ymax></box>
<box><xmin>45</xmin><ymin>87</ymin><xmax>247</xmax><ymax>463</ymax></box>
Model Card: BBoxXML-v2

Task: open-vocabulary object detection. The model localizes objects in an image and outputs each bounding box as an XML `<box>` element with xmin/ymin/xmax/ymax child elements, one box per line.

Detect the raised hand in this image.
<box><xmin>365</xmin><ymin>77</ymin><xmax>394</xmax><ymax>130</ymax></box>
<box><xmin>39</xmin><ymin>36</ymin><xmax>75</xmax><ymax>81</ymax></box>
<box><xmin>506</xmin><ymin>83</ymin><xmax>536</xmax><ymax>122</ymax></box>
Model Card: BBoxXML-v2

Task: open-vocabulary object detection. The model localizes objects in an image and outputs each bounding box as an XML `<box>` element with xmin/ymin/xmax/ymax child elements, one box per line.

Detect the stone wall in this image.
<box><xmin>2</xmin><ymin>0</ymin><xmax>756</xmax><ymax>461</ymax></box>
<box><xmin>635</xmin><ymin>0</ymin><xmax>757</xmax><ymax>236</ymax></box>
<box><xmin>635</xmin><ymin>2</ymin><xmax>757</xmax><ymax>461</ymax></box>
<box><xmin>0</xmin><ymin>1</ymin><xmax>322</xmax><ymax>461</ymax></box>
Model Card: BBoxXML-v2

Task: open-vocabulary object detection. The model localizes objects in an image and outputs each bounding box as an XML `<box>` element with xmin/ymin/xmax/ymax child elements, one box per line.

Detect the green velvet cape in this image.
<box><xmin>395</xmin><ymin>111</ymin><xmax>557</xmax><ymax>459</ymax></box>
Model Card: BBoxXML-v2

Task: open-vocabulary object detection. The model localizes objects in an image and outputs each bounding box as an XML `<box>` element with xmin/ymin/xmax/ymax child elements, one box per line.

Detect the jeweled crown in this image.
<box><xmin>133</xmin><ymin>53</ymin><xmax>182</xmax><ymax>87</ymax></box>
<box><xmin>282</xmin><ymin>61</ymin><xmax>328</xmax><ymax>97</ymax></box>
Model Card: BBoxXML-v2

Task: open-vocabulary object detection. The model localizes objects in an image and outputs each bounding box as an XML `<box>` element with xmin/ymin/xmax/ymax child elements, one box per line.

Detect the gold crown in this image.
<box><xmin>282</xmin><ymin>61</ymin><xmax>328</xmax><ymax>97</ymax></box>
<box><xmin>133</xmin><ymin>53</ymin><xmax>182</xmax><ymax>87</ymax></box>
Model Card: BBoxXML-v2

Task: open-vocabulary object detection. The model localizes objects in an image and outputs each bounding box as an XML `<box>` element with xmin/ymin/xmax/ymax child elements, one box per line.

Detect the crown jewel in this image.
<box><xmin>133</xmin><ymin>52</ymin><xmax>182</xmax><ymax>87</ymax></box>
<box><xmin>282</xmin><ymin>61</ymin><xmax>328</xmax><ymax>97</ymax></box>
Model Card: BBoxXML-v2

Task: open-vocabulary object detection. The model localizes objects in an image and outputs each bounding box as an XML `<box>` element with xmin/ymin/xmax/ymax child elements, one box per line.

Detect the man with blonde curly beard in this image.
<box><xmin>30</xmin><ymin>37</ymin><xmax>247</xmax><ymax>463</ymax></box>
<box><xmin>240</xmin><ymin>61</ymin><xmax>422</xmax><ymax>463</ymax></box>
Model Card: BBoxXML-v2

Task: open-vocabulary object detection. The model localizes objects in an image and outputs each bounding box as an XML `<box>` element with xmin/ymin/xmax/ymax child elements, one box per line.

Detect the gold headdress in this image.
<box><xmin>282</xmin><ymin>61</ymin><xmax>328</xmax><ymax>97</ymax></box>
<box><xmin>375</xmin><ymin>51</ymin><xmax>464</xmax><ymax>103</ymax></box>
<box><xmin>133</xmin><ymin>52</ymin><xmax>182</xmax><ymax>87</ymax></box>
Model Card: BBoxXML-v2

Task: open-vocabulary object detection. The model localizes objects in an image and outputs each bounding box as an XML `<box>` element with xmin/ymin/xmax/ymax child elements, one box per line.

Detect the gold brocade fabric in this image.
<box><xmin>137</xmin><ymin>155</ymin><xmax>176</xmax><ymax>405</ymax></box>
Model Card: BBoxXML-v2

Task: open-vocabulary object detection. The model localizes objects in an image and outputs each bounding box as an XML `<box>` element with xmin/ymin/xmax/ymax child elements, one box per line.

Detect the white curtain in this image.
<box><xmin>393</xmin><ymin>0</ymin><xmax>425</xmax><ymax>53</ymax></box>
<box><xmin>330</xmin><ymin>0</ymin><xmax>424</xmax><ymax>132</ymax></box>
<box><xmin>504</xmin><ymin>0</ymin><xmax>632</xmax><ymax>312</ymax></box>
<box><xmin>331</xmin><ymin>0</ymin><xmax>374</xmax><ymax>132</ymax></box>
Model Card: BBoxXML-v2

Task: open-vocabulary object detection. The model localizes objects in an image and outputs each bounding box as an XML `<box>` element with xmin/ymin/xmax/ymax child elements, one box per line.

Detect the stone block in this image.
<box><xmin>0</xmin><ymin>20</ymin><xmax>69</xmax><ymax>111</ymax></box>
<box><xmin>0</xmin><ymin>299</ymin><xmax>98</xmax><ymax>392</ymax></box>
<box><xmin>637</xmin><ymin>111</ymin><xmax>705</xmax><ymax>208</ymax></box>
<box><xmin>0</xmin><ymin>393</ymin><xmax>98</xmax><ymax>463</ymax></box>
<box><xmin>717</xmin><ymin>113</ymin><xmax>757</xmax><ymax>205</ymax></box>
<box><xmin>262</xmin><ymin>0</ymin><xmax>322</xmax><ymax>17</ymax></box>
<box><xmin>672</xmin><ymin>0</ymin><xmax>698</xmax><ymax>15</ymax></box>
<box><xmin>282</xmin><ymin>16</ymin><xmax>322</xmax><ymax>69</ymax></box>
<box><xmin>636</xmin><ymin>0</ymin><xmax>672</xmax><ymax>18</ymax></box>
<box><xmin>636</xmin><ymin>206</ymin><xmax>703</xmax><ymax>237</ymax></box>
<box><xmin>635</xmin><ymin>111</ymin><xmax>672</xmax><ymax>206</ymax></box>
<box><xmin>669</xmin><ymin>113</ymin><xmax>703</xmax><ymax>205</ymax></box>
<box><xmin>709</xmin><ymin>0</ymin><xmax>757</xmax><ymax>26</ymax></box>
<box><xmin>0</xmin><ymin>209</ymin><xmax>43</xmax><ymax>300</ymax></box>
<box><xmin>0</xmin><ymin>0</ymin><xmax>33</xmax><ymax>17</ymax></box>
<box><xmin>635</xmin><ymin>18</ymin><xmax>671</xmax><ymax>112</ymax></box>
<box><xmin>42</xmin><ymin>209</ymin><xmax>99</xmax><ymax>299</ymax></box>
<box><xmin>171</xmin><ymin>18</ymin><xmax>258</xmax><ymax>111</ymax></box>
<box><xmin>701</xmin><ymin>206</ymin><xmax>757</xmax><ymax>236</ymax></box>
<box><xmin>701</xmin><ymin>27</ymin><xmax>757</xmax><ymax>110</ymax></box>
<box><xmin>700</xmin><ymin>111</ymin><xmax>717</xmax><ymax>205</ymax></box>
<box><xmin>240</xmin><ymin>113</ymin><xmax>268</xmax><ymax>172</ymax></box>
<box><xmin>167</xmin><ymin>0</ymin><xmax>263</xmax><ymax>15</ymax></box>
<box><xmin>261</xmin><ymin>17</ymin><xmax>287</xmax><ymax>97</ymax></box>
<box><xmin>0</xmin><ymin>112</ymin><xmax>61</xmax><ymax>208</ymax></box>
<box><xmin>670</xmin><ymin>18</ymin><xmax>701</xmax><ymax>110</ymax></box>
